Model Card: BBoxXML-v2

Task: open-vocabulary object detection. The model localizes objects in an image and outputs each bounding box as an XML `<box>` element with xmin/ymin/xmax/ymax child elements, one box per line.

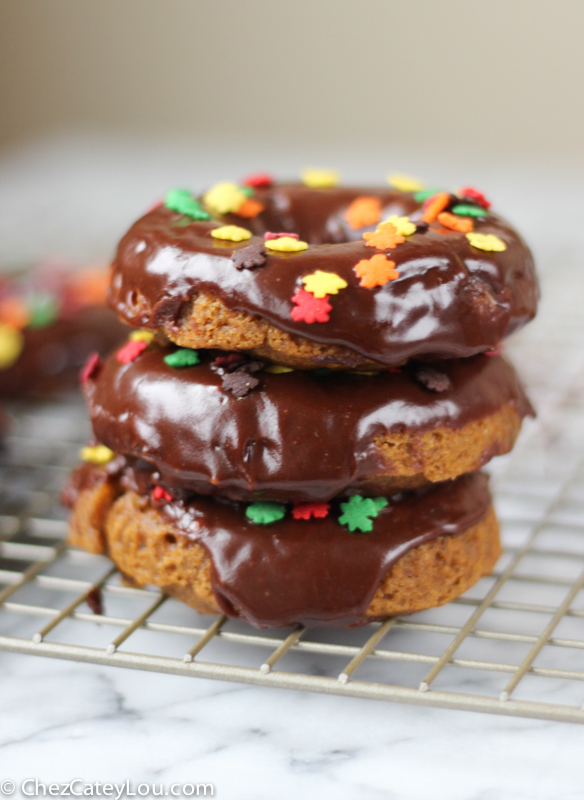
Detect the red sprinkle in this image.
<box><xmin>242</xmin><ymin>173</ymin><xmax>274</xmax><ymax>189</ymax></box>
<box><xmin>290</xmin><ymin>289</ymin><xmax>332</xmax><ymax>324</ymax></box>
<box><xmin>152</xmin><ymin>486</ymin><xmax>172</xmax><ymax>503</ymax></box>
<box><xmin>264</xmin><ymin>231</ymin><xmax>299</xmax><ymax>241</ymax></box>
<box><xmin>292</xmin><ymin>503</ymin><xmax>331</xmax><ymax>520</ymax></box>
<box><xmin>116</xmin><ymin>340</ymin><xmax>148</xmax><ymax>364</ymax></box>
<box><xmin>459</xmin><ymin>186</ymin><xmax>491</xmax><ymax>209</ymax></box>
<box><xmin>80</xmin><ymin>352</ymin><xmax>103</xmax><ymax>385</ymax></box>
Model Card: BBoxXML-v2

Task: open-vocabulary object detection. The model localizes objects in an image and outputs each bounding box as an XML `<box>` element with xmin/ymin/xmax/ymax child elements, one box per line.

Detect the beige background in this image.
<box><xmin>1</xmin><ymin>0</ymin><xmax>583</xmax><ymax>163</ymax></box>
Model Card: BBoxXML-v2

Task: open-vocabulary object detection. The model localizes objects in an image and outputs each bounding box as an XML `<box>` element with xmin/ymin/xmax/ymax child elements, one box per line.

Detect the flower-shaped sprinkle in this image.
<box><xmin>437</xmin><ymin>212</ymin><xmax>474</xmax><ymax>233</ymax></box>
<box><xmin>129</xmin><ymin>330</ymin><xmax>156</xmax><ymax>343</ymax></box>
<box><xmin>246</xmin><ymin>501</ymin><xmax>286</xmax><ymax>524</ymax></box>
<box><xmin>459</xmin><ymin>186</ymin><xmax>491</xmax><ymax>209</ymax></box>
<box><xmin>451</xmin><ymin>203</ymin><xmax>487</xmax><ymax>218</ymax></box>
<box><xmin>338</xmin><ymin>495</ymin><xmax>388</xmax><ymax>533</ymax></box>
<box><xmin>387</xmin><ymin>173</ymin><xmax>424</xmax><ymax>193</ymax></box>
<box><xmin>0</xmin><ymin>323</ymin><xmax>24</xmax><ymax>369</ymax></box>
<box><xmin>421</xmin><ymin>192</ymin><xmax>451</xmax><ymax>222</ymax></box>
<box><xmin>354</xmin><ymin>255</ymin><xmax>399</xmax><ymax>288</ymax></box>
<box><xmin>292</xmin><ymin>503</ymin><xmax>331</xmax><ymax>520</ymax></box>
<box><xmin>0</xmin><ymin>297</ymin><xmax>29</xmax><ymax>329</ymax></box>
<box><xmin>236</xmin><ymin>198</ymin><xmax>265</xmax><ymax>218</ymax></box>
<box><xmin>211</xmin><ymin>225</ymin><xmax>252</xmax><ymax>242</ymax></box>
<box><xmin>302</xmin><ymin>271</ymin><xmax>348</xmax><ymax>298</ymax></box>
<box><xmin>164</xmin><ymin>348</ymin><xmax>200</xmax><ymax>368</ymax></box>
<box><xmin>203</xmin><ymin>182</ymin><xmax>248</xmax><ymax>215</ymax></box>
<box><xmin>242</xmin><ymin>172</ymin><xmax>274</xmax><ymax>188</ymax></box>
<box><xmin>301</xmin><ymin>169</ymin><xmax>340</xmax><ymax>188</ymax></box>
<box><xmin>165</xmin><ymin>189</ymin><xmax>210</xmax><ymax>220</ymax></box>
<box><xmin>116</xmin><ymin>339</ymin><xmax>148</xmax><ymax>364</ymax></box>
<box><xmin>290</xmin><ymin>289</ymin><xmax>332</xmax><ymax>324</ymax></box>
<box><xmin>80</xmin><ymin>444</ymin><xmax>115</xmax><ymax>465</ymax></box>
<box><xmin>363</xmin><ymin>221</ymin><xmax>404</xmax><ymax>250</ymax></box>
<box><xmin>345</xmin><ymin>196</ymin><xmax>382</xmax><ymax>230</ymax></box>
<box><xmin>28</xmin><ymin>294</ymin><xmax>59</xmax><ymax>329</ymax></box>
<box><xmin>383</xmin><ymin>215</ymin><xmax>416</xmax><ymax>237</ymax></box>
<box><xmin>265</xmin><ymin>237</ymin><xmax>308</xmax><ymax>252</ymax></box>
<box><xmin>466</xmin><ymin>232</ymin><xmax>507</xmax><ymax>252</ymax></box>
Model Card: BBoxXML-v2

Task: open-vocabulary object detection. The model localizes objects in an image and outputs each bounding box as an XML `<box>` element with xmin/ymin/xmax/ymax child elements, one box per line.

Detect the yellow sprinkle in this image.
<box><xmin>387</xmin><ymin>173</ymin><xmax>425</xmax><ymax>193</ymax></box>
<box><xmin>211</xmin><ymin>225</ymin><xmax>252</xmax><ymax>242</ymax></box>
<box><xmin>265</xmin><ymin>365</ymin><xmax>295</xmax><ymax>374</ymax></box>
<box><xmin>383</xmin><ymin>214</ymin><xmax>417</xmax><ymax>237</ymax></box>
<box><xmin>203</xmin><ymin>182</ymin><xmax>248</xmax><ymax>215</ymax></box>
<box><xmin>302</xmin><ymin>270</ymin><xmax>348</xmax><ymax>298</ymax></box>
<box><xmin>0</xmin><ymin>323</ymin><xmax>24</xmax><ymax>370</ymax></box>
<box><xmin>265</xmin><ymin>237</ymin><xmax>308</xmax><ymax>253</ymax></box>
<box><xmin>466</xmin><ymin>232</ymin><xmax>507</xmax><ymax>252</ymax></box>
<box><xmin>129</xmin><ymin>330</ymin><xmax>155</xmax><ymax>343</ymax></box>
<box><xmin>80</xmin><ymin>444</ymin><xmax>115</xmax><ymax>465</ymax></box>
<box><xmin>301</xmin><ymin>169</ymin><xmax>340</xmax><ymax>188</ymax></box>
<box><xmin>351</xmin><ymin>371</ymin><xmax>380</xmax><ymax>376</ymax></box>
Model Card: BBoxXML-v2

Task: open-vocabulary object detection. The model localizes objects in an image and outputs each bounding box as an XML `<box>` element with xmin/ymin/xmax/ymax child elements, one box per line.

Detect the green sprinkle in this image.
<box><xmin>164</xmin><ymin>348</ymin><xmax>200</xmax><ymax>368</ymax></box>
<box><xmin>246</xmin><ymin>501</ymin><xmax>286</xmax><ymax>525</ymax></box>
<box><xmin>165</xmin><ymin>189</ymin><xmax>210</xmax><ymax>220</ymax></box>
<box><xmin>451</xmin><ymin>203</ymin><xmax>487</xmax><ymax>218</ymax></box>
<box><xmin>338</xmin><ymin>495</ymin><xmax>388</xmax><ymax>533</ymax></box>
<box><xmin>413</xmin><ymin>188</ymin><xmax>444</xmax><ymax>203</ymax></box>
<box><xmin>240</xmin><ymin>185</ymin><xmax>255</xmax><ymax>198</ymax></box>
<box><xmin>27</xmin><ymin>294</ymin><xmax>59</xmax><ymax>328</ymax></box>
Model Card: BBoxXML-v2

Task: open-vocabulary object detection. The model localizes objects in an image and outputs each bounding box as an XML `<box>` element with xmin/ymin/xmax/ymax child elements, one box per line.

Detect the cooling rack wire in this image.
<box><xmin>2</xmin><ymin>369</ymin><xmax>584</xmax><ymax>725</ymax></box>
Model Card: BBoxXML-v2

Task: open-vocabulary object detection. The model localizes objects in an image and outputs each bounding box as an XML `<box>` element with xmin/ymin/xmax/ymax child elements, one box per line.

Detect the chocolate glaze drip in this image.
<box><xmin>66</xmin><ymin>460</ymin><xmax>492</xmax><ymax>627</ymax></box>
<box><xmin>84</xmin><ymin>346</ymin><xmax>532</xmax><ymax>503</ymax></box>
<box><xmin>109</xmin><ymin>183</ymin><xmax>538</xmax><ymax>367</ymax></box>
<box><xmin>66</xmin><ymin>461</ymin><xmax>492</xmax><ymax>628</ymax></box>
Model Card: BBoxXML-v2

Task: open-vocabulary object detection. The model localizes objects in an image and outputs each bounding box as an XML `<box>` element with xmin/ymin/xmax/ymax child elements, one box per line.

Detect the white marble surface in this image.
<box><xmin>2</xmin><ymin>137</ymin><xmax>584</xmax><ymax>799</ymax></box>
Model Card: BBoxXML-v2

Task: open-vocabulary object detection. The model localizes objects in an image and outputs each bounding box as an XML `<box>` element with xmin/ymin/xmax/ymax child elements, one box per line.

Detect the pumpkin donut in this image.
<box><xmin>108</xmin><ymin>179</ymin><xmax>538</xmax><ymax>370</ymax></box>
<box><xmin>80</xmin><ymin>341</ymin><xmax>532</xmax><ymax>503</ymax></box>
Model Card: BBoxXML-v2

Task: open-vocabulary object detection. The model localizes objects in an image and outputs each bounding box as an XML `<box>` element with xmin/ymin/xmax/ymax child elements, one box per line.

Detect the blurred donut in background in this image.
<box><xmin>0</xmin><ymin>259</ymin><xmax>128</xmax><ymax>398</ymax></box>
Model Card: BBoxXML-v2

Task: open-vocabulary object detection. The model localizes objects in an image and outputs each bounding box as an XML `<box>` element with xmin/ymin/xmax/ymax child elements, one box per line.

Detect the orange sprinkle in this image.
<box><xmin>0</xmin><ymin>297</ymin><xmax>30</xmax><ymax>329</ymax></box>
<box><xmin>345</xmin><ymin>196</ymin><xmax>382</xmax><ymax>230</ymax></box>
<box><xmin>69</xmin><ymin>268</ymin><xmax>110</xmax><ymax>305</ymax></box>
<box><xmin>236</xmin><ymin>198</ymin><xmax>265</xmax><ymax>218</ymax></box>
<box><xmin>422</xmin><ymin>192</ymin><xmax>450</xmax><ymax>223</ymax></box>
<box><xmin>363</xmin><ymin>222</ymin><xmax>405</xmax><ymax>250</ymax></box>
<box><xmin>354</xmin><ymin>254</ymin><xmax>399</xmax><ymax>288</ymax></box>
<box><xmin>437</xmin><ymin>211</ymin><xmax>474</xmax><ymax>233</ymax></box>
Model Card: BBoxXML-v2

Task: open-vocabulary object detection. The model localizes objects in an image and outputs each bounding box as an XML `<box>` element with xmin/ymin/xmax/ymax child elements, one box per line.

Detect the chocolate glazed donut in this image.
<box><xmin>108</xmin><ymin>183</ymin><xmax>538</xmax><ymax>369</ymax></box>
<box><xmin>83</xmin><ymin>346</ymin><xmax>533</xmax><ymax>503</ymax></box>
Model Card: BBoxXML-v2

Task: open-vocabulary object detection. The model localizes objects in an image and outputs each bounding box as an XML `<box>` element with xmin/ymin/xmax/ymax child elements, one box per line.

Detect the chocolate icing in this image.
<box><xmin>109</xmin><ymin>183</ymin><xmax>538</xmax><ymax>367</ymax></box>
<box><xmin>84</xmin><ymin>346</ymin><xmax>532</xmax><ymax>502</ymax></box>
<box><xmin>66</xmin><ymin>461</ymin><xmax>492</xmax><ymax>628</ymax></box>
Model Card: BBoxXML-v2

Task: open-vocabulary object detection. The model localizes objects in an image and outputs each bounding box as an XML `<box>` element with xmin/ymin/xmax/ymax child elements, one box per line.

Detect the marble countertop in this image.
<box><xmin>1</xmin><ymin>137</ymin><xmax>584</xmax><ymax>799</ymax></box>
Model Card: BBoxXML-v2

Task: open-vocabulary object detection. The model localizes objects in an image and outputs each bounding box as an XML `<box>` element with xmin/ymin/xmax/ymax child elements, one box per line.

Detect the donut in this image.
<box><xmin>64</xmin><ymin>464</ymin><xmax>499</xmax><ymax>628</ymax></box>
<box><xmin>108</xmin><ymin>180</ymin><xmax>538</xmax><ymax>370</ymax></box>
<box><xmin>82</xmin><ymin>342</ymin><xmax>532</xmax><ymax>502</ymax></box>
<box><xmin>0</xmin><ymin>264</ymin><xmax>127</xmax><ymax>397</ymax></box>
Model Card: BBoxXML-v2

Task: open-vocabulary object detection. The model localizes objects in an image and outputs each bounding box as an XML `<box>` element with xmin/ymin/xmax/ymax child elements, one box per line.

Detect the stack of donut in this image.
<box><xmin>64</xmin><ymin>173</ymin><xmax>538</xmax><ymax>628</ymax></box>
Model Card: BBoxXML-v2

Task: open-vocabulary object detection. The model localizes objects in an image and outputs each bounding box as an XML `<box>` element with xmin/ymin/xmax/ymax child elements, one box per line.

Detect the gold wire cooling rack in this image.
<box><xmin>3</xmin><ymin>398</ymin><xmax>584</xmax><ymax>724</ymax></box>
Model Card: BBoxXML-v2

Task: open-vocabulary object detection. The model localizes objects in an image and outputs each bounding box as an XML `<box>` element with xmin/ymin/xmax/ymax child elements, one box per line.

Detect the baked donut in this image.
<box><xmin>0</xmin><ymin>263</ymin><xmax>127</xmax><ymax>397</ymax></box>
<box><xmin>108</xmin><ymin>179</ymin><xmax>538</xmax><ymax>370</ymax></box>
<box><xmin>82</xmin><ymin>342</ymin><xmax>532</xmax><ymax>502</ymax></box>
<box><xmin>64</xmin><ymin>463</ymin><xmax>499</xmax><ymax>628</ymax></box>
